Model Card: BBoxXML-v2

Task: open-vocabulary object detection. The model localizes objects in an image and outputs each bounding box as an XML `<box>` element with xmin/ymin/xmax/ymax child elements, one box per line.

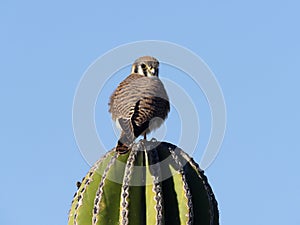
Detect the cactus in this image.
<box><xmin>68</xmin><ymin>140</ymin><xmax>219</xmax><ymax>225</ymax></box>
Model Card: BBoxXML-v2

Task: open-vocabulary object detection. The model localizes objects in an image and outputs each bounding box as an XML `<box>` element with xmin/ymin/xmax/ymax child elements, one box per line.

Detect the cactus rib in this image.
<box><xmin>68</xmin><ymin>140</ymin><xmax>219</xmax><ymax>225</ymax></box>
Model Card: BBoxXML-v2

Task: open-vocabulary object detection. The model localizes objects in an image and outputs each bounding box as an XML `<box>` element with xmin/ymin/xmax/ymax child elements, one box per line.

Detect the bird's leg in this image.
<box><xmin>144</xmin><ymin>133</ymin><xmax>147</xmax><ymax>140</ymax></box>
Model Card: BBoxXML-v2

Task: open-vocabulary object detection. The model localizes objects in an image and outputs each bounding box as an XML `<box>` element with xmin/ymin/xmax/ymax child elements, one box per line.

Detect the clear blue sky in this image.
<box><xmin>1</xmin><ymin>1</ymin><xmax>299</xmax><ymax>225</ymax></box>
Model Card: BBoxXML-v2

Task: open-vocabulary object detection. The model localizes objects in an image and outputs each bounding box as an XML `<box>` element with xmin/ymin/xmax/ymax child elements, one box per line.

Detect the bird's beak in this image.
<box><xmin>149</xmin><ymin>67</ymin><xmax>156</xmax><ymax>76</ymax></box>
<box><xmin>150</xmin><ymin>68</ymin><xmax>155</xmax><ymax>74</ymax></box>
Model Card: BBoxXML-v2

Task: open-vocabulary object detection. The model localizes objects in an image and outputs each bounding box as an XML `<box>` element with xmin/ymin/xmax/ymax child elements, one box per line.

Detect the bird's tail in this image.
<box><xmin>116</xmin><ymin>140</ymin><xmax>130</xmax><ymax>154</ymax></box>
<box><xmin>115</xmin><ymin>131</ymin><xmax>134</xmax><ymax>154</ymax></box>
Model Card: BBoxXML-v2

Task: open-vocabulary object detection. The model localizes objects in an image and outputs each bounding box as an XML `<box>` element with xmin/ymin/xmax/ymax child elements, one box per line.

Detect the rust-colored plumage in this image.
<box><xmin>109</xmin><ymin>56</ymin><xmax>170</xmax><ymax>153</ymax></box>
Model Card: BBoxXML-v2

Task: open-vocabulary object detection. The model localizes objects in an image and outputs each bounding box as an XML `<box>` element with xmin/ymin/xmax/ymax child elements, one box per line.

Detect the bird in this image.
<box><xmin>109</xmin><ymin>56</ymin><xmax>170</xmax><ymax>153</ymax></box>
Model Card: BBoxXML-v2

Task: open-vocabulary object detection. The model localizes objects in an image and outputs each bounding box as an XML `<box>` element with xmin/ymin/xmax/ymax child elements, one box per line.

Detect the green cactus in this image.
<box><xmin>68</xmin><ymin>140</ymin><xmax>219</xmax><ymax>225</ymax></box>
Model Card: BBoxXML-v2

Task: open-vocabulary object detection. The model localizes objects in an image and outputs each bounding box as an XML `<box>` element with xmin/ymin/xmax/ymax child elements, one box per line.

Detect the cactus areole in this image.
<box><xmin>68</xmin><ymin>140</ymin><xmax>219</xmax><ymax>225</ymax></box>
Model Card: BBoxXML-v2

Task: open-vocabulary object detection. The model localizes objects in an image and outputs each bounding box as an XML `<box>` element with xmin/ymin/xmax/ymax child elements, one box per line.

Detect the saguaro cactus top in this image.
<box><xmin>68</xmin><ymin>140</ymin><xmax>219</xmax><ymax>225</ymax></box>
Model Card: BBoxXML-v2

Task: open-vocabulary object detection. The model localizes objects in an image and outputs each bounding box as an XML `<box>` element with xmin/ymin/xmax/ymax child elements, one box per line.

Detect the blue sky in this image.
<box><xmin>1</xmin><ymin>1</ymin><xmax>299</xmax><ymax>224</ymax></box>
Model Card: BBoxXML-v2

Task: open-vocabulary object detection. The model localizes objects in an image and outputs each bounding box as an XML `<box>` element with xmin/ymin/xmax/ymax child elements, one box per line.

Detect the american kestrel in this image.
<box><xmin>109</xmin><ymin>56</ymin><xmax>170</xmax><ymax>153</ymax></box>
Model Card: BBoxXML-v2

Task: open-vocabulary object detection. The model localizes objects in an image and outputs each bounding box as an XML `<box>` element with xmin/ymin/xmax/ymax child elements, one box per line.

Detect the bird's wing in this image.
<box><xmin>108</xmin><ymin>74</ymin><xmax>141</xmax><ymax>120</ymax></box>
<box><xmin>132</xmin><ymin>96</ymin><xmax>170</xmax><ymax>128</ymax></box>
<box><xmin>117</xmin><ymin>99</ymin><xmax>149</xmax><ymax>142</ymax></box>
<box><xmin>130</xmin><ymin>100</ymin><xmax>150</xmax><ymax>137</ymax></box>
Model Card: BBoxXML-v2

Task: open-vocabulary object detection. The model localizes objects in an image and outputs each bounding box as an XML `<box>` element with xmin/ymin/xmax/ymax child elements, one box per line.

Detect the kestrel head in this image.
<box><xmin>131</xmin><ymin>56</ymin><xmax>159</xmax><ymax>77</ymax></box>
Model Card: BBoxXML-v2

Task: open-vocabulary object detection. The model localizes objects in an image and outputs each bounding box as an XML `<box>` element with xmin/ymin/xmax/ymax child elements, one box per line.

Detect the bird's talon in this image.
<box><xmin>151</xmin><ymin>138</ymin><xmax>157</xmax><ymax>142</ymax></box>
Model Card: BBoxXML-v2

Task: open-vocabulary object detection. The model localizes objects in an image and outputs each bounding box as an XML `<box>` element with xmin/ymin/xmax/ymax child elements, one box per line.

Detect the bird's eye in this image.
<box><xmin>141</xmin><ymin>63</ymin><xmax>146</xmax><ymax>69</ymax></box>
